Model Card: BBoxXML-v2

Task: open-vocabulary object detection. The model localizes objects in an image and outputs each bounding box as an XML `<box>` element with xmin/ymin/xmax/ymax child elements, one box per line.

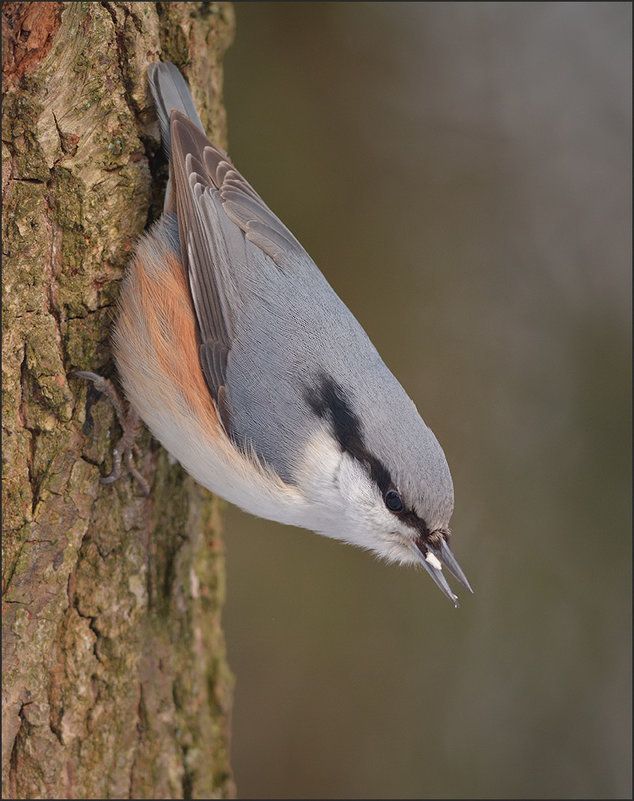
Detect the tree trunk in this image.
<box><xmin>2</xmin><ymin>3</ymin><xmax>236</xmax><ymax>797</ymax></box>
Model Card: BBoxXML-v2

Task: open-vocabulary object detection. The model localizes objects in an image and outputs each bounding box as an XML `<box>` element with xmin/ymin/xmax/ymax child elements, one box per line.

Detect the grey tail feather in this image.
<box><xmin>147</xmin><ymin>62</ymin><xmax>205</xmax><ymax>157</ymax></box>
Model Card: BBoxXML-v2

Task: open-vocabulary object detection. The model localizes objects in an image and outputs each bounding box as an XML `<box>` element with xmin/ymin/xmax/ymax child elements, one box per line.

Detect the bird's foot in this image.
<box><xmin>69</xmin><ymin>371</ymin><xmax>150</xmax><ymax>496</ymax></box>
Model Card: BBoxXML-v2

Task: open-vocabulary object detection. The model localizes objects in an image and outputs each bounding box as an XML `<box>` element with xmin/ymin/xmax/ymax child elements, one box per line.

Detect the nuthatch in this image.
<box><xmin>78</xmin><ymin>62</ymin><xmax>472</xmax><ymax>606</ymax></box>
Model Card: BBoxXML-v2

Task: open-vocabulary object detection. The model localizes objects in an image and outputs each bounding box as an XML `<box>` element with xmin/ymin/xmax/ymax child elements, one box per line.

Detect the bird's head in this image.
<box><xmin>298</xmin><ymin>373</ymin><xmax>472</xmax><ymax>606</ymax></box>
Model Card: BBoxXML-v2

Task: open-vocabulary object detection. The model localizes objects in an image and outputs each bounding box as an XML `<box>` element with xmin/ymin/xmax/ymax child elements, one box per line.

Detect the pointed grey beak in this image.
<box><xmin>414</xmin><ymin>539</ymin><xmax>473</xmax><ymax>606</ymax></box>
<box><xmin>438</xmin><ymin>540</ymin><xmax>473</xmax><ymax>594</ymax></box>
<box><xmin>417</xmin><ymin>552</ymin><xmax>460</xmax><ymax>607</ymax></box>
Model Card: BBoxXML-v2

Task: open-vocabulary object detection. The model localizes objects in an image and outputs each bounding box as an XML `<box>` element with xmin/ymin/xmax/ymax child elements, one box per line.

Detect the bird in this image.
<box><xmin>76</xmin><ymin>61</ymin><xmax>472</xmax><ymax>606</ymax></box>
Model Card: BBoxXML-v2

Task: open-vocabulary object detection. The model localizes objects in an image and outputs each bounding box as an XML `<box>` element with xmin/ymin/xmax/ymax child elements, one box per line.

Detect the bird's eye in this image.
<box><xmin>384</xmin><ymin>489</ymin><xmax>404</xmax><ymax>513</ymax></box>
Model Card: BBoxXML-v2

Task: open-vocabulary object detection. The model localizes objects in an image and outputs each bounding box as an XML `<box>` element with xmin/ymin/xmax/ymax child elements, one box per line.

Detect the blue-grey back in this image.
<box><xmin>226</xmin><ymin>241</ymin><xmax>453</xmax><ymax>522</ymax></box>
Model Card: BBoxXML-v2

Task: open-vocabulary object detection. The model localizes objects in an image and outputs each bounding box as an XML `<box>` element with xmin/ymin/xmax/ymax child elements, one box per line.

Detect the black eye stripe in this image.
<box><xmin>305</xmin><ymin>372</ymin><xmax>432</xmax><ymax>537</ymax></box>
<box><xmin>403</xmin><ymin>511</ymin><xmax>431</xmax><ymax>540</ymax></box>
<box><xmin>305</xmin><ymin>372</ymin><xmax>392</xmax><ymax>494</ymax></box>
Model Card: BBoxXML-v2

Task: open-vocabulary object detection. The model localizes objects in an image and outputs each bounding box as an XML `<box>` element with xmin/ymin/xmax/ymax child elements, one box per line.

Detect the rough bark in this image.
<box><xmin>2</xmin><ymin>3</ymin><xmax>236</xmax><ymax>797</ymax></box>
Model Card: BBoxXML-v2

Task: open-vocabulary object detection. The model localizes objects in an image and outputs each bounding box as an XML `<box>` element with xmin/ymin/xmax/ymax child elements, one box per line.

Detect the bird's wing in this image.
<box><xmin>169</xmin><ymin>111</ymin><xmax>403</xmax><ymax>485</ymax></box>
<box><xmin>169</xmin><ymin>110</ymin><xmax>310</xmax><ymax>431</ymax></box>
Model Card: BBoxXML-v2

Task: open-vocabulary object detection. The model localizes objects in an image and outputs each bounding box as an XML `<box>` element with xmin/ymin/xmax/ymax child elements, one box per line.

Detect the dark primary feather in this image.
<box><xmin>147</xmin><ymin>62</ymin><xmax>204</xmax><ymax>155</ymax></box>
<box><xmin>170</xmin><ymin>113</ymin><xmax>236</xmax><ymax>401</ymax></box>
<box><xmin>169</xmin><ymin>111</ymin><xmax>309</xmax><ymax>411</ymax></box>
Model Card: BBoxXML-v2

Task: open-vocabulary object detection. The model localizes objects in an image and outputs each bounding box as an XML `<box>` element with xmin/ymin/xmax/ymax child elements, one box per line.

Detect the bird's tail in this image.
<box><xmin>147</xmin><ymin>61</ymin><xmax>204</xmax><ymax>157</ymax></box>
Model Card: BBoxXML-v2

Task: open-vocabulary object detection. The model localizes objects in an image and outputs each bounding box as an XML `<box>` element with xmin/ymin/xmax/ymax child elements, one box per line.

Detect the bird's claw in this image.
<box><xmin>69</xmin><ymin>371</ymin><xmax>150</xmax><ymax>496</ymax></box>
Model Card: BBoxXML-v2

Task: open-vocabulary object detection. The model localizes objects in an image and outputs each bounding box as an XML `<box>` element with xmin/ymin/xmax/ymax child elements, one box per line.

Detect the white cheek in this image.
<box><xmin>337</xmin><ymin>457</ymin><xmax>378</xmax><ymax>513</ymax></box>
<box><xmin>298</xmin><ymin>426</ymin><xmax>343</xmax><ymax>499</ymax></box>
<box><xmin>294</xmin><ymin>429</ymin><xmax>416</xmax><ymax>563</ymax></box>
<box><xmin>338</xmin><ymin>458</ymin><xmax>418</xmax><ymax>560</ymax></box>
<box><xmin>337</xmin><ymin>458</ymin><xmax>399</xmax><ymax>533</ymax></box>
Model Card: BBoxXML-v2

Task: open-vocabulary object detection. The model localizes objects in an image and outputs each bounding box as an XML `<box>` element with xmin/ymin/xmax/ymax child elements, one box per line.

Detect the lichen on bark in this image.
<box><xmin>2</xmin><ymin>3</ymin><xmax>236</xmax><ymax>797</ymax></box>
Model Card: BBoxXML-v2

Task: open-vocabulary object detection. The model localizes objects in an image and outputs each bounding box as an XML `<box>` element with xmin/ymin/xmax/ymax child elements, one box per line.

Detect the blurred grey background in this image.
<box><xmin>220</xmin><ymin>3</ymin><xmax>632</xmax><ymax>798</ymax></box>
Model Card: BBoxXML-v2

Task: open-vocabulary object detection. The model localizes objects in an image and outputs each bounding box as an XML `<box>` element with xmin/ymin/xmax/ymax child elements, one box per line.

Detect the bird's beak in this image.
<box><xmin>415</xmin><ymin>539</ymin><xmax>473</xmax><ymax>607</ymax></box>
<box><xmin>438</xmin><ymin>539</ymin><xmax>473</xmax><ymax>594</ymax></box>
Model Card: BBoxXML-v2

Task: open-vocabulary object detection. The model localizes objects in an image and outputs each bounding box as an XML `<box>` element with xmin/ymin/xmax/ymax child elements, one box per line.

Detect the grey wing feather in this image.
<box><xmin>170</xmin><ymin>113</ymin><xmax>236</xmax><ymax>404</ymax></box>
<box><xmin>147</xmin><ymin>62</ymin><xmax>204</xmax><ymax>155</ymax></box>
<box><xmin>169</xmin><ymin>110</ymin><xmax>315</xmax><ymax>409</ymax></box>
<box><xmin>201</xmin><ymin>144</ymin><xmax>305</xmax><ymax>267</ymax></box>
<box><xmin>148</xmin><ymin>62</ymin><xmax>205</xmax><ymax>213</ymax></box>
<box><xmin>199</xmin><ymin>342</ymin><xmax>229</xmax><ymax>401</ymax></box>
